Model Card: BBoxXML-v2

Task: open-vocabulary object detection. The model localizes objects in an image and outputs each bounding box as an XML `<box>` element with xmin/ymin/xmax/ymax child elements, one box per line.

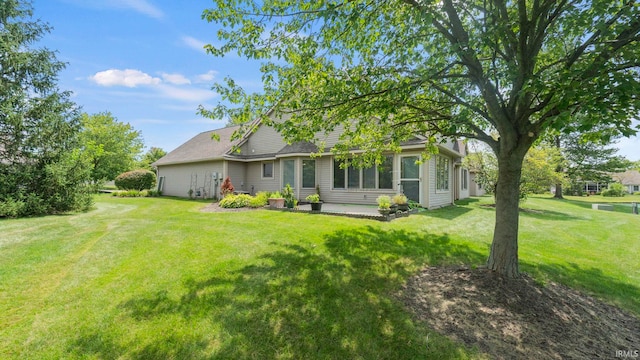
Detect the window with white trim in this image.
<box><xmin>282</xmin><ymin>159</ymin><xmax>295</xmax><ymax>187</ymax></box>
<box><xmin>436</xmin><ymin>156</ymin><xmax>449</xmax><ymax>191</ymax></box>
<box><xmin>462</xmin><ymin>169</ymin><xmax>468</xmax><ymax>190</ymax></box>
<box><xmin>302</xmin><ymin>159</ymin><xmax>316</xmax><ymax>188</ymax></box>
<box><xmin>262</xmin><ymin>161</ymin><xmax>273</xmax><ymax>178</ymax></box>
<box><xmin>332</xmin><ymin>156</ymin><xmax>393</xmax><ymax>190</ymax></box>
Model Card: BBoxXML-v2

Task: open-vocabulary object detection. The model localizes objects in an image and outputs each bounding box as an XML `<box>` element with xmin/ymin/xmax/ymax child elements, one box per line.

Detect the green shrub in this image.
<box><xmin>602</xmin><ymin>183</ymin><xmax>625</xmax><ymax>197</ymax></box>
<box><xmin>219</xmin><ymin>194</ymin><xmax>253</xmax><ymax>208</ymax></box>
<box><xmin>249</xmin><ymin>192</ymin><xmax>270</xmax><ymax>208</ymax></box>
<box><xmin>0</xmin><ymin>198</ymin><xmax>25</xmax><ymax>218</ymax></box>
<box><xmin>114</xmin><ymin>170</ymin><xmax>156</xmax><ymax>191</ymax></box>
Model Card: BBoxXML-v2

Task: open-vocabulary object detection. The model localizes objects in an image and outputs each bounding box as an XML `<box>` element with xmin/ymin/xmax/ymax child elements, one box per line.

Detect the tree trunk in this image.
<box><xmin>487</xmin><ymin>152</ymin><xmax>525</xmax><ymax>278</ymax></box>
<box><xmin>553</xmin><ymin>136</ymin><xmax>564</xmax><ymax>199</ymax></box>
<box><xmin>554</xmin><ymin>182</ymin><xmax>564</xmax><ymax>198</ymax></box>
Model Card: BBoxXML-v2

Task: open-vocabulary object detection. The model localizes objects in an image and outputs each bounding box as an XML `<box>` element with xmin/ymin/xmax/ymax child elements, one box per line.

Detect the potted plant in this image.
<box><xmin>376</xmin><ymin>195</ymin><xmax>392</xmax><ymax>216</ymax></box>
<box><xmin>268</xmin><ymin>191</ymin><xmax>285</xmax><ymax>209</ymax></box>
<box><xmin>393</xmin><ymin>193</ymin><xmax>409</xmax><ymax>212</ymax></box>
<box><xmin>282</xmin><ymin>184</ymin><xmax>296</xmax><ymax>209</ymax></box>
<box><xmin>306</xmin><ymin>193</ymin><xmax>322</xmax><ymax>211</ymax></box>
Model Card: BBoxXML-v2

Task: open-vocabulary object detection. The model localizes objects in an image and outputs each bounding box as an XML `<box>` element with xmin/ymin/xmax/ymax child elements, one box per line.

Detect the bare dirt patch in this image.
<box><xmin>400</xmin><ymin>266</ymin><xmax>640</xmax><ymax>359</ymax></box>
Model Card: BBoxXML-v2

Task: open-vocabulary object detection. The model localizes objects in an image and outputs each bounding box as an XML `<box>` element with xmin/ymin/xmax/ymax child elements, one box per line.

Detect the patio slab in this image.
<box><xmin>296</xmin><ymin>202</ymin><xmax>381</xmax><ymax>216</ymax></box>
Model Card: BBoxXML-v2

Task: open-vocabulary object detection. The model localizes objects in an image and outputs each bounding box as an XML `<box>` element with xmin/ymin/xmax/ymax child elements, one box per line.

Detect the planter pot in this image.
<box><xmin>378</xmin><ymin>208</ymin><xmax>391</xmax><ymax>216</ymax></box>
<box><xmin>397</xmin><ymin>204</ymin><xmax>409</xmax><ymax>212</ymax></box>
<box><xmin>268</xmin><ymin>198</ymin><xmax>285</xmax><ymax>209</ymax></box>
<box><xmin>310</xmin><ymin>202</ymin><xmax>322</xmax><ymax>211</ymax></box>
<box><xmin>285</xmin><ymin>199</ymin><xmax>295</xmax><ymax>209</ymax></box>
<box><xmin>390</xmin><ymin>204</ymin><xmax>398</xmax><ymax>214</ymax></box>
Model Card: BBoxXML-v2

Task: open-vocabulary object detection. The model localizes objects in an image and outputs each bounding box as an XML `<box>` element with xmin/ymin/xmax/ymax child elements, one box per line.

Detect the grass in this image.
<box><xmin>0</xmin><ymin>194</ymin><xmax>638</xmax><ymax>359</ymax></box>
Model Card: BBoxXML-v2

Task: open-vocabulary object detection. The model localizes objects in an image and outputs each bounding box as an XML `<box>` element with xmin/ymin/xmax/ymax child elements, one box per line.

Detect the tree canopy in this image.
<box><xmin>0</xmin><ymin>0</ymin><xmax>93</xmax><ymax>217</ymax></box>
<box><xmin>137</xmin><ymin>147</ymin><xmax>167</xmax><ymax>171</ymax></box>
<box><xmin>201</xmin><ymin>0</ymin><xmax>640</xmax><ymax>277</ymax></box>
<box><xmin>79</xmin><ymin>112</ymin><xmax>144</xmax><ymax>184</ymax></box>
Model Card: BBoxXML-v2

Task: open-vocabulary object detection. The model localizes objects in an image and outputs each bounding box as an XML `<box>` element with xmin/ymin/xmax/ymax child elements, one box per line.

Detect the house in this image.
<box><xmin>153</xmin><ymin>114</ymin><xmax>470</xmax><ymax>209</ymax></box>
<box><xmin>611</xmin><ymin>170</ymin><xmax>640</xmax><ymax>194</ymax></box>
<box><xmin>468</xmin><ymin>170</ymin><xmax>486</xmax><ymax>196</ymax></box>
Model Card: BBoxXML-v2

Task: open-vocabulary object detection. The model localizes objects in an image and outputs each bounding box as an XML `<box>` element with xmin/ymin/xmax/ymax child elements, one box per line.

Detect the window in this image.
<box><xmin>302</xmin><ymin>159</ymin><xmax>316</xmax><ymax>188</ymax></box>
<box><xmin>333</xmin><ymin>160</ymin><xmax>345</xmax><ymax>188</ymax></box>
<box><xmin>363</xmin><ymin>167</ymin><xmax>376</xmax><ymax>189</ymax></box>
<box><xmin>348</xmin><ymin>165</ymin><xmax>360</xmax><ymax>188</ymax></box>
<box><xmin>378</xmin><ymin>155</ymin><xmax>393</xmax><ymax>189</ymax></box>
<box><xmin>282</xmin><ymin>159</ymin><xmax>295</xmax><ymax>187</ymax></box>
<box><xmin>462</xmin><ymin>169</ymin><xmax>468</xmax><ymax>190</ymax></box>
<box><xmin>436</xmin><ymin>156</ymin><xmax>449</xmax><ymax>191</ymax></box>
<box><xmin>634</xmin><ymin>185</ymin><xmax>639</xmax><ymax>192</ymax></box>
<box><xmin>262</xmin><ymin>161</ymin><xmax>273</xmax><ymax>178</ymax></box>
<box><xmin>332</xmin><ymin>155</ymin><xmax>394</xmax><ymax>190</ymax></box>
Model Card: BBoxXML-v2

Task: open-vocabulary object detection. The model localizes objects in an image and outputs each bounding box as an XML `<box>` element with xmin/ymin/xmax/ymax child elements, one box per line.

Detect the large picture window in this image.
<box><xmin>262</xmin><ymin>161</ymin><xmax>273</xmax><ymax>178</ymax></box>
<box><xmin>436</xmin><ymin>156</ymin><xmax>449</xmax><ymax>191</ymax></box>
<box><xmin>282</xmin><ymin>159</ymin><xmax>295</xmax><ymax>187</ymax></box>
<box><xmin>302</xmin><ymin>159</ymin><xmax>316</xmax><ymax>188</ymax></box>
<box><xmin>332</xmin><ymin>155</ymin><xmax>393</xmax><ymax>190</ymax></box>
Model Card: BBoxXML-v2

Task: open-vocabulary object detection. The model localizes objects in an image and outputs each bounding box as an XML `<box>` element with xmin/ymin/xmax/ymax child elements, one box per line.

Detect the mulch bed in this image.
<box><xmin>400</xmin><ymin>266</ymin><xmax>640</xmax><ymax>359</ymax></box>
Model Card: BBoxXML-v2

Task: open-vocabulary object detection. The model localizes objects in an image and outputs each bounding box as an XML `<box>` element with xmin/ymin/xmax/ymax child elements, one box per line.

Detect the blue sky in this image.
<box><xmin>34</xmin><ymin>0</ymin><xmax>263</xmax><ymax>153</ymax></box>
<box><xmin>34</xmin><ymin>0</ymin><xmax>639</xmax><ymax>160</ymax></box>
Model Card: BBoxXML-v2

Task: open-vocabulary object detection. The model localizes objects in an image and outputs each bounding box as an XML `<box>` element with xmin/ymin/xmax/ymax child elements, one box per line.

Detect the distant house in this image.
<box><xmin>611</xmin><ymin>170</ymin><xmax>640</xmax><ymax>194</ymax></box>
<box><xmin>153</xmin><ymin>112</ymin><xmax>470</xmax><ymax>209</ymax></box>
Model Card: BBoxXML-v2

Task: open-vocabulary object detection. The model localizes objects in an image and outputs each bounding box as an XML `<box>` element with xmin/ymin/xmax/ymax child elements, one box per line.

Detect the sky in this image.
<box><xmin>33</xmin><ymin>0</ymin><xmax>640</xmax><ymax>160</ymax></box>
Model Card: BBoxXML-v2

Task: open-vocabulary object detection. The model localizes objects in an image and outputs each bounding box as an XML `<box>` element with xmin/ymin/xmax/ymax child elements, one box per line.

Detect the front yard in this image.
<box><xmin>1</xmin><ymin>194</ymin><xmax>638</xmax><ymax>359</ymax></box>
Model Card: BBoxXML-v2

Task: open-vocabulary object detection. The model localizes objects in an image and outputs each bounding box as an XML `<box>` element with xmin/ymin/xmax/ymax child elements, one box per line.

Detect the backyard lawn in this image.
<box><xmin>1</xmin><ymin>194</ymin><xmax>638</xmax><ymax>359</ymax></box>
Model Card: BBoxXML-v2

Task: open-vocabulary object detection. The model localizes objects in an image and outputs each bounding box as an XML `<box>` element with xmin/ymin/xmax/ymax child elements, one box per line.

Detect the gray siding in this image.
<box><xmin>226</xmin><ymin>161</ymin><xmax>248</xmax><ymax>192</ymax></box>
<box><xmin>157</xmin><ymin>161</ymin><xmax>223</xmax><ymax>198</ymax></box>
<box><xmin>245</xmin><ymin>161</ymin><xmax>281</xmax><ymax>193</ymax></box>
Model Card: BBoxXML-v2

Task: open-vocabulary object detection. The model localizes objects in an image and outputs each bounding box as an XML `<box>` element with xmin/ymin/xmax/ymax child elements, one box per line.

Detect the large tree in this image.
<box><xmin>79</xmin><ymin>112</ymin><xmax>144</xmax><ymax>184</ymax></box>
<box><xmin>0</xmin><ymin>0</ymin><xmax>93</xmax><ymax>217</ymax></box>
<box><xmin>560</xmin><ymin>132</ymin><xmax>633</xmax><ymax>195</ymax></box>
<box><xmin>137</xmin><ymin>147</ymin><xmax>167</xmax><ymax>171</ymax></box>
<box><xmin>201</xmin><ymin>1</ymin><xmax>640</xmax><ymax>277</ymax></box>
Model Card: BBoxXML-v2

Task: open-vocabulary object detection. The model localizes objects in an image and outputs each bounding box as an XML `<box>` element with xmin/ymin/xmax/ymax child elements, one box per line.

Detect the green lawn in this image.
<box><xmin>1</xmin><ymin>194</ymin><xmax>638</xmax><ymax>359</ymax></box>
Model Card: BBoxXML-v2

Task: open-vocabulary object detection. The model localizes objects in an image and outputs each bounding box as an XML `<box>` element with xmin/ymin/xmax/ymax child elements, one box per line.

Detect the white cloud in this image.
<box><xmin>114</xmin><ymin>0</ymin><xmax>164</xmax><ymax>19</ymax></box>
<box><xmin>90</xmin><ymin>69</ymin><xmax>161</xmax><ymax>87</ymax></box>
<box><xmin>60</xmin><ymin>0</ymin><xmax>164</xmax><ymax>19</ymax></box>
<box><xmin>156</xmin><ymin>84</ymin><xmax>217</xmax><ymax>103</ymax></box>
<box><xmin>182</xmin><ymin>36</ymin><xmax>207</xmax><ymax>53</ymax></box>
<box><xmin>195</xmin><ymin>70</ymin><xmax>218</xmax><ymax>83</ymax></box>
<box><xmin>161</xmin><ymin>73</ymin><xmax>191</xmax><ymax>85</ymax></box>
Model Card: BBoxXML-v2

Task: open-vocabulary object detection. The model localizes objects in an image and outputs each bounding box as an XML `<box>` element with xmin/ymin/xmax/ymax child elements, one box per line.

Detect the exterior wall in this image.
<box><xmin>456</xmin><ymin>166</ymin><xmax>470</xmax><ymax>200</ymax></box>
<box><xmin>427</xmin><ymin>155</ymin><xmax>454</xmax><ymax>208</ymax></box>
<box><xmin>226</xmin><ymin>161</ymin><xmax>248</xmax><ymax>192</ymax></box>
<box><xmin>469</xmin><ymin>172</ymin><xmax>486</xmax><ymax>196</ymax></box>
<box><xmin>239</xmin><ymin>115</ymin><xmax>291</xmax><ymax>156</ymax></box>
<box><xmin>244</xmin><ymin>161</ymin><xmax>281</xmax><ymax>193</ymax></box>
<box><xmin>157</xmin><ymin>161</ymin><xmax>223</xmax><ymax>198</ymax></box>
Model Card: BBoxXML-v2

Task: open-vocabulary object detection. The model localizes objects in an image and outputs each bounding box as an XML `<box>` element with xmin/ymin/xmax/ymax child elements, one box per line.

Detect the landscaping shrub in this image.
<box><xmin>0</xmin><ymin>198</ymin><xmax>25</xmax><ymax>218</ymax></box>
<box><xmin>112</xmin><ymin>189</ymin><xmax>161</xmax><ymax>197</ymax></box>
<box><xmin>114</xmin><ymin>170</ymin><xmax>156</xmax><ymax>191</ymax></box>
<box><xmin>602</xmin><ymin>183</ymin><xmax>625</xmax><ymax>197</ymax></box>
<box><xmin>220</xmin><ymin>176</ymin><xmax>235</xmax><ymax>197</ymax></box>
<box><xmin>219</xmin><ymin>194</ymin><xmax>253</xmax><ymax>208</ymax></box>
<box><xmin>249</xmin><ymin>191</ymin><xmax>270</xmax><ymax>208</ymax></box>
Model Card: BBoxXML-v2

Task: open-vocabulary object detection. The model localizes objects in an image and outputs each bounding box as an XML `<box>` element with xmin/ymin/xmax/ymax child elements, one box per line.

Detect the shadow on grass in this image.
<box><xmin>474</xmin><ymin>202</ymin><xmax>584</xmax><ymax>221</ymax></box>
<box><xmin>523</xmin><ymin>261</ymin><xmax>640</xmax><ymax>315</ymax></box>
<box><xmin>70</xmin><ymin>226</ymin><xmax>487</xmax><ymax>359</ymax></box>
<box><xmin>419</xmin><ymin>205</ymin><xmax>473</xmax><ymax>220</ymax></box>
